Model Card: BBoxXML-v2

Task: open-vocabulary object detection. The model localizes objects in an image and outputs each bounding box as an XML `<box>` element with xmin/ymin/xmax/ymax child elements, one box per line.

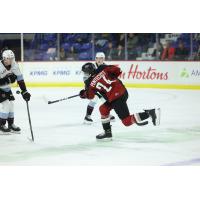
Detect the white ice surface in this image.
<box><xmin>0</xmin><ymin>87</ymin><xmax>200</xmax><ymax>165</ymax></box>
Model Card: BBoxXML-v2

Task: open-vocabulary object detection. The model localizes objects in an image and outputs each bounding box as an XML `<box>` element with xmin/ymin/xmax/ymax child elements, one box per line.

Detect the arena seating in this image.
<box><xmin>23</xmin><ymin>33</ymin><xmax>200</xmax><ymax>61</ymax></box>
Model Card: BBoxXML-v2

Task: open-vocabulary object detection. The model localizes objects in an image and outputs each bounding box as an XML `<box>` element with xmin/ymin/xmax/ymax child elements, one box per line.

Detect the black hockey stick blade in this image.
<box><xmin>48</xmin><ymin>100</ymin><xmax>60</xmax><ymax>104</ymax></box>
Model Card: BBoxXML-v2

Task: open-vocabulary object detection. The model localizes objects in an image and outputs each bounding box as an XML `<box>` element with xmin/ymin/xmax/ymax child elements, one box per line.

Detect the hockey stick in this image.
<box><xmin>48</xmin><ymin>94</ymin><xmax>80</xmax><ymax>104</ymax></box>
<box><xmin>26</xmin><ymin>101</ymin><xmax>34</xmax><ymax>142</ymax></box>
<box><xmin>16</xmin><ymin>90</ymin><xmax>34</xmax><ymax>142</ymax></box>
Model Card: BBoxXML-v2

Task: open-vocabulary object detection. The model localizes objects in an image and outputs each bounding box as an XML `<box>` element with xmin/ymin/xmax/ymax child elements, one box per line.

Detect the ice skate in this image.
<box><xmin>84</xmin><ymin>115</ymin><xmax>93</xmax><ymax>124</ymax></box>
<box><xmin>8</xmin><ymin>124</ymin><xmax>21</xmax><ymax>134</ymax></box>
<box><xmin>145</xmin><ymin>108</ymin><xmax>161</xmax><ymax>126</ymax></box>
<box><xmin>0</xmin><ymin>125</ymin><xmax>11</xmax><ymax>135</ymax></box>
<box><xmin>96</xmin><ymin>129</ymin><xmax>112</xmax><ymax>140</ymax></box>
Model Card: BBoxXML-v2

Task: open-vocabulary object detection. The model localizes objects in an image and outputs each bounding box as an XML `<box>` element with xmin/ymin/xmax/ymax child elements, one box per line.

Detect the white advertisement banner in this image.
<box><xmin>109</xmin><ymin>61</ymin><xmax>200</xmax><ymax>85</ymax></box>
<box><xmin>19</xmin><ymin>62</ymin><xmax>82</xmax><ymax>83</ymax></box>
<box><xmin>18</xmin><ymin>61</ymin><xmax>200</xmax><ymax>88</ymax></box>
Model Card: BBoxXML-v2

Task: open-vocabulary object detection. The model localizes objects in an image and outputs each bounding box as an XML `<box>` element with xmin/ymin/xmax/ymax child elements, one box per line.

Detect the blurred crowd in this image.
<box><xmin>0</xmin><ymin>33</ymin><xmax>200</xmax><ymax>61</ymax></box>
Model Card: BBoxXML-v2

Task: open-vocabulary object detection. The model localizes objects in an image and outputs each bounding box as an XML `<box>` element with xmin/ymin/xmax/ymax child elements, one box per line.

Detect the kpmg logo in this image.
<box><xmin>53</xmin><ymin>70</ymin><xmax>70</xmax><ymax>75</ymax></box>
<box><xmin>30</xmin><ymin>71</ymin><xmax>48</xmax><ymax>76</ymax></box>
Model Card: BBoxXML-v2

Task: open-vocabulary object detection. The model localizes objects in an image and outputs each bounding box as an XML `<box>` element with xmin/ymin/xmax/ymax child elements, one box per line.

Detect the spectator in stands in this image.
<box><xmin>152</xmin><ymin>42</ymin><xmax>163</xmax><ymax>60</ymax></box>
<box><xmin>106</xmin><ymin>41</ymin><xmax>115</xmax><ymax>60</ymax></box>
<box><xmin>118</xmin><ymin>34</ymin><xmax>125</xmax><ymax>46</ymax></box>
<box><xmin>95</xmin><ymin>33</ymin><xmax>109</xmax><ymax>49</ymax></box>
<box><xmin>75</xmin><ymin>33</ymin><xmax>89</xmax><ymax>44</ymax></box>
<box><xmin>127</xmin><ymin>34</ymin><xmax>139</xmax><ymax>49</ymax></box>
<box><xmin>161</xmin><ymin>41</ymin><xmax>175</xmax><ymax>60</ymax></box>
<box><xmin>194</xmin><ymin>34</ymin><xmax>200</xmax><ymax>43</ymax></box>
<box><xmin>127</xmin><ymin>33</ymin><xmax>139</xmax><ymax>59</ymax></box>
<box><xmin>194</xmin><ymin>44</ymin><xmax>200</xmax><ymax>60</ymax></box>
<box><xmin>174</xmin><ymin>41</ymin><xmax>189</xmax><ymax>60</ymax></box>
<box><xmin>60</xmin><ymin>47</ymin><xmax>66</xmax><ymax>60</ymax></box>
<box><xmin>113</xmin><ymin>45</ymin><xmax>125</xmax><ymax>60</ymax></box>
<box><xmin>46</xmin><ymin>41</ymin><xmax>57</xmax><ymax>60</ymax></box>
<box><xmin>66</xmin><ymin>46</ymin><xmax>77</xmax><ymax>61</ymax></box>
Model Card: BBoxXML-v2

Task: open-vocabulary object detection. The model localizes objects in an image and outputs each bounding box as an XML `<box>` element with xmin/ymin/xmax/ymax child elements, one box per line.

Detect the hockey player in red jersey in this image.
<box><xmin>83</xmin><ymin>52</ymin><xmax>115</xmax><ymax>124</ymax></box>
<box><xmin>79</xmin><ymin>62</ymin><xmax>160</xmax><ymax>140</ymax></box>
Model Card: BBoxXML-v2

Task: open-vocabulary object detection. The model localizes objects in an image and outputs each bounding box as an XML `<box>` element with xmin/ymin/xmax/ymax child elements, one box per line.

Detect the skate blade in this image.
<box><xmin>96</xmin><ymin>137</ymin><xmax>113</xmax><ymax>141</ymax></box>
<box><xmin>155</xmin><ymin>108</ymin><xmax>161</xmax><ymax>126</ymax></box>
<box><xmin>83</xmin><ymin>120</ymin><xmax>93</xmax><ymax>125</ymax></box>
<box><xmin>0</xmin><ymin>131</ymin><xmax>11</xmax><ymax>135</ymax></box>
<box><xmin>110</xmin><ymin>118</ymin><xmax>116</xmax><ymax>122</ymax></box>
<box><xmin>10</xmin><ymin>130</ymin><xmax>21</xmax><ymax>134</ymax></box>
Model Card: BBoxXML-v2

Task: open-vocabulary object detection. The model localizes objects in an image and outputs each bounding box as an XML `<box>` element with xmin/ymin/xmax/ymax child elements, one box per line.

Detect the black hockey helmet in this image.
<box><xmin>82</xmin><ymin>62</ymin><xmax>96</xmax><ymax>75</ymax></box>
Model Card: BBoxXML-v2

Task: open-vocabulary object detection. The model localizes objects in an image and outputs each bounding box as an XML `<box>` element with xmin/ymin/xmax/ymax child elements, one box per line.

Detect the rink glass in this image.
<box><xmin>0</xmin><ymin>33</ymin><xmax>199</xmax><ymax>61</ymax></box>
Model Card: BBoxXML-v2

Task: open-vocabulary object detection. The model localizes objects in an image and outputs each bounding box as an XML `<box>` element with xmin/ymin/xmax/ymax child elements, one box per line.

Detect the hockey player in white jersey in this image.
<box><xmin>0</xmin><ymin>49</ymin><xmax>31</xmax><ymax>133</ymax></box>
<box><xmin>83</xmin><ymin>52</ymin><xmax>115</xmax><ymax>123</ymax></box>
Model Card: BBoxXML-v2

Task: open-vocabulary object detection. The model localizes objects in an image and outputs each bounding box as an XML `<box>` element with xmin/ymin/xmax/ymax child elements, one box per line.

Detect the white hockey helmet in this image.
<box><xmin>95</xmin><ymin>52</ymin><xmax>105</xmax><ymax>58</ymax></box>
<box><xmin>2</xmin><ymin>50</ymin><xmax>15</xmax><ymax>60</ymax></box>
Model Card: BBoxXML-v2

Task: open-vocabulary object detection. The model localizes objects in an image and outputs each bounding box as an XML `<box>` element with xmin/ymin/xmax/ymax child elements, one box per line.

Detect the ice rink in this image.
<box><xmin>0</xmin><ymin>87</ymin><xmax>200</xmax><ymax>166</ymax></box>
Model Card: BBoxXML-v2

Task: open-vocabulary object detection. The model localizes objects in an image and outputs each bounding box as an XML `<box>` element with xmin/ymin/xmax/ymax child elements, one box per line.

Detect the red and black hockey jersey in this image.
<box><xmin>86</xmin><ymin>64</ymin><xmax>126</xmax><ymax>102</ymax></box>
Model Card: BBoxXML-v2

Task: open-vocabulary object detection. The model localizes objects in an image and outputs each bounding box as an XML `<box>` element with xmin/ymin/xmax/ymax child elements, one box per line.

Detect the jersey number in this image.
<box><xmin>96</xmin><ymin>76</ymin><xmax>115</xmax><ymax>92</ymax></box>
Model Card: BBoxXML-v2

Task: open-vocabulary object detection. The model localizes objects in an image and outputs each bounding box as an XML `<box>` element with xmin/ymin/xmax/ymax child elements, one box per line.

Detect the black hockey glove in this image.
<box><xmin>79</xmin><ymin>89</ymin><xmax>87</xmax><ymax>99</ymax></box>
<box><xmin>21</xmin><ymin>90</ymin><xmax>31</xmax><ymax>101</ymax></box>
<box><xmin>7</xmin><ymin>74</ymin><xmax>17</xmax><ymax>83</ymax></box>
<box><xmin>0</xmin><ymin>74</ymin><xmax>17</xmax><ymax>85</ymax></box>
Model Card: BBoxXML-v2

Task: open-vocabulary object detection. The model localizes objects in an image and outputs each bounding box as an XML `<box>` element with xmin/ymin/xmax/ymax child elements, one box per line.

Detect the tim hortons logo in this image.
<box><xmin>119</xmin><ymin>64</ymin><xmax>168</xmax><ymax>80</ymax></box>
